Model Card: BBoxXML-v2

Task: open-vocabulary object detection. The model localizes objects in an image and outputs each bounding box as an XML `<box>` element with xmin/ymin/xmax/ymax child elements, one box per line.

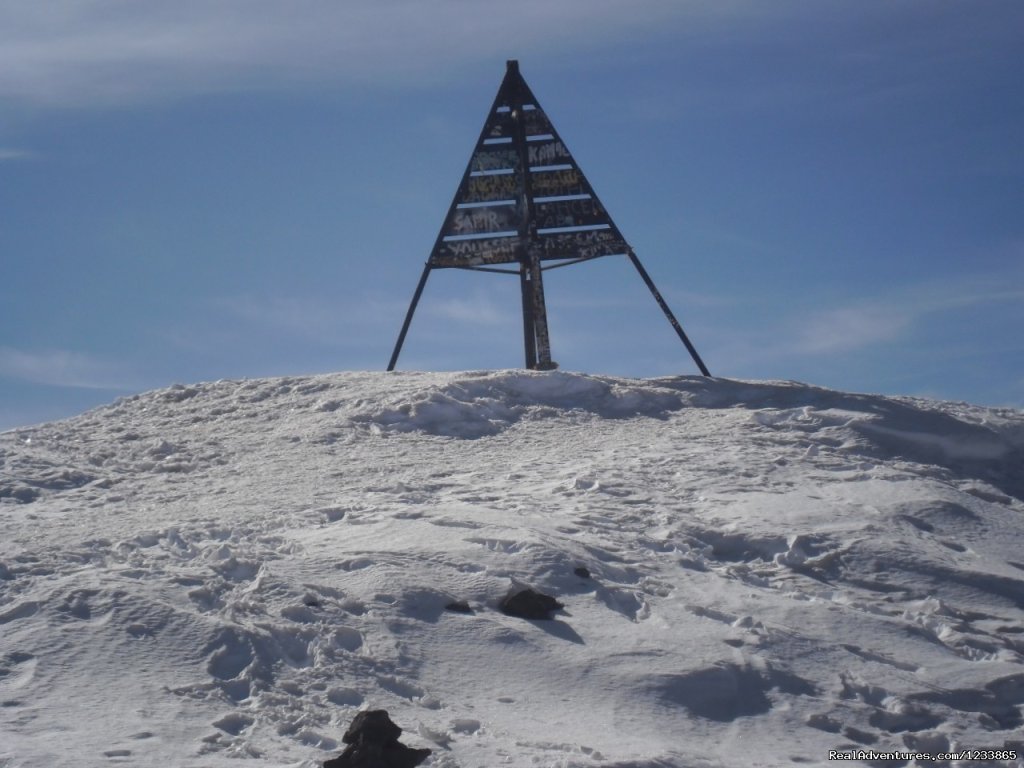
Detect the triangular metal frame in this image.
<box><xmin>387</xmin><ymin>60</ymin><xmax>710</xmax><ymax>376</ymax></box>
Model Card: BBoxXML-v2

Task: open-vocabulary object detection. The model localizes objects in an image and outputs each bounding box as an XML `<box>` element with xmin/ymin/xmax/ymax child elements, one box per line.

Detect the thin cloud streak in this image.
<box><xmin>211</xmin><ymin>293</ymin><xmax>396</xmax><ymax>343</ymax></box>
<box><xmin>792</xmin><ymin>305</ymin><xmax>911</xmax><ymax>355</ymax></box>
<box><xmin>792</xmin><ymin>278</ymin><xmax>1024</xmax><ymax>357</ymax></box>
<box><xmin>0</xmin><ymin>0</ymin><xmax>713</xmax><ymax>107</ymax></box>
<box><xmin>0</xmin><ymin>346</ymin><xmax>136</xmax><ymax>390</ymax></box>
<box><xmin>424</xmin><ymin>295</ymin><xmax>515</xmax><ymax>327</ymax></box>
<box><xmin>0</xmin><ymin>148</ymin><xmax>35</xmax><ymax>160</ymax></box>
<box><xmin>710</xmin><ymin>268</ymin><xmax>1024</xmax><ymax>374</ymax></box>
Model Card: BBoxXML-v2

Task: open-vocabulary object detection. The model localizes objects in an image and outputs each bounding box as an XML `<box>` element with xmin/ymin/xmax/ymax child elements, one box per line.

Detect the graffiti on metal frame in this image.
<box><xmin>523</xmin><ymin>109</ymin><xmax>554</xmax><ymax>137</ymax></box>
<box><xmin>448</xmin><ymin>204</ymin><xmax>519</xmax><ymax>235</ymax></box>
<box><xmin>483</xmin><ymin>107</ymin><xmax>553</xmax><ymax>140</ymax></box>
<box><xmin>433</xmin><ymin>235</ymin><xmax>519</xmax><ymax>266</ymax></box>
<box><xmin>461</xmin><ymin>173</ymin><xmax>521</xmax><ymax>203</ymax></box>
<box><xmin>430</xmin><ymin>62</ymin><xmax>624</xmax><ymax>269</ymax></box>
<box><xmin>471</xmin><ymin>148</ymin><xmax>519</xmax><ymax>173</ymax></box>
<box><xmin>538</xmin><ymin>229</ymin><xmax>629</xmax><ymax>261</ymax></box>
<box><xmin>528</xmin><ymin>141</ymin><xmax>571</xmax><ymax>165</ymax></box>
<box><xmin>486</xmin><ymin>112</ymin><xmax>515</xmax><ymax>139</ymax></box>
<box><xmin>529</xmin><ymin>169</ymin><xmax>588</xmax><ymax>197</ymax></box>
<box><xmin>534</xmin><ymin>198</ymin><xmax>608</xmax><ymax>229</ymax></box>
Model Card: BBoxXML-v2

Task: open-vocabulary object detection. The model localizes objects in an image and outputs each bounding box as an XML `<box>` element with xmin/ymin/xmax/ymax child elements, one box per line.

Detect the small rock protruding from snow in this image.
<box><xmin>323</xmin><ymin>709</ymin><xmax>431</xmax><ymax>768</ymax></box>
<box><xmin>444</xmin><ymin>600</ymin><xmax>474</xmax><ymax>614</ymax></box>
<box><xmin>499</xmin><ymin>588</ymin><xmax>564</xmax><ymax>620</ymax></box>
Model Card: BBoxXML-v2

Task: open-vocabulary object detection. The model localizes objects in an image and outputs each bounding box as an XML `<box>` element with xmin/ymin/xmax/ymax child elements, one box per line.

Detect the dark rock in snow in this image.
<box><xmin>500</xmin><ymin>588</ymin><xmax>563</xmax><ymax>620</ymax></box>
<box><xmin>573</xmin><ymin>566</ymin><xmax>591</xmax><ymax>579</ymax></box>
<box><xmin>343</xmin><ymin>710</ymin><xmax>402</xmax><ymax>745</ymax></box>
<box><xmin>323</xmin><ymin>741</ymin><xmax>431</xmax><ymax>768</ymax></box>
<box><xmin>0</xmin><ymin>484</ymin><xmax>40</xmax><ymax>503</ymax></box>
<box><xmin>322</xmin><ymin>710</ymin><xmax>431</xmax><ymax>768</ymax></box>
<box><xmin>444</xmin><ymin>600</ymin><xmax>474</xmax><ymax>614</ymax></box>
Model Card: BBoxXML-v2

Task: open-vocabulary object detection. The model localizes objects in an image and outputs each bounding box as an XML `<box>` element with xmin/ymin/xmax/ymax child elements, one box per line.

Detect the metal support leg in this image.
<box><xmin>519</xmin><ymin>263</ymin><xmax>537</xmax><ymax>369</ymax></box>
<box><xmin>387</xmin><ymin>264</ymin><xmax>433</xmax><ymax>371</ymax></box>
<box><xmin>627</xmin><ymin>250</ymin><xmax>711</xmax><ymax>377</ymax></box>
<box><xmin>528</xmin><ymin>253</ymin><xmax>556</xmax><ymax>370</ymax></box>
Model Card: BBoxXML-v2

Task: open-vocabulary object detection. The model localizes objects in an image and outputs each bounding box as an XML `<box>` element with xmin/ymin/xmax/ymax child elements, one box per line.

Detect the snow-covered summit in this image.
<box><xmin>2</xmin><ymin>371</ymin><xmax>1023</xmax><ymax>767</ymax></box>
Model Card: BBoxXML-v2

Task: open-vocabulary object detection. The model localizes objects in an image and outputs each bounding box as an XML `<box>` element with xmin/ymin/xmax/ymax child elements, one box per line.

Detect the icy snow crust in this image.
<box><xmin>1</xmin><ymin>370</ymin><xmax>1023</xmax><ymax>767</ymax></box>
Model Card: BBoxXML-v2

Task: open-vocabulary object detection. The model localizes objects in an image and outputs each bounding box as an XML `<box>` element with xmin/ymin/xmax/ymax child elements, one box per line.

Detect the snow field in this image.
<box><xmin>1</xmin><ymin>370</ymin><xmax>1023</xmax><ymax>767</ymax></box>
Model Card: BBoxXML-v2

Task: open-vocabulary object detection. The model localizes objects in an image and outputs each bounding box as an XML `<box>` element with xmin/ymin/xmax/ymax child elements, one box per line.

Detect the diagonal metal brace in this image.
<box><xmin>627</xmin><ymin>249</ymin><xmax>711</xmax><ymax>376</ymax></box>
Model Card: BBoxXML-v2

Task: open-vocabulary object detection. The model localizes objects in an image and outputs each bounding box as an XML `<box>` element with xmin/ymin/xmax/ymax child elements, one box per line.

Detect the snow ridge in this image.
<box><xmin>1</xmin><ymin>371</ymin><xmax>1023</xmax><ymax>767</ymax></box>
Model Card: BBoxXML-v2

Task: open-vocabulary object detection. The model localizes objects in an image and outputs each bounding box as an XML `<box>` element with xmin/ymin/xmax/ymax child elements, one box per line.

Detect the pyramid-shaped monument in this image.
<box><xmin>387</xmin><ymin>60</ymin><xmax>710</xmax><ymax>376</ymax></box>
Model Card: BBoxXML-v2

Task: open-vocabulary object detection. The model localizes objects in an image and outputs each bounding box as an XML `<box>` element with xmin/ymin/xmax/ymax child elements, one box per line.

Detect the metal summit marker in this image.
<box><xmin>387</xmin><ymin>60</ymin><xmax>711</xmax><ymax>376</ymax></box>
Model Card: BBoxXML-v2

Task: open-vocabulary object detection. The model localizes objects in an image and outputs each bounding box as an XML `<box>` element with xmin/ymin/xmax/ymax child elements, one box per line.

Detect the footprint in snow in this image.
<box><xmin>327</xmin><ymin>687</ymin><xmax>364</xmax><ymax>707</ymax></box>
<box><xmin>0</xmin><ymin>651</ymin><xmax>37</xmax><ymax>692</ymax></box>
<box><xmin>0</xmin><ymin>600</ymin><xmax>40</xmax><ymax>625</ymax></box>
<box><xmin>213</xmin><ymin>712</ymin><xmax>254</xmax><ymax>736</ymax></box>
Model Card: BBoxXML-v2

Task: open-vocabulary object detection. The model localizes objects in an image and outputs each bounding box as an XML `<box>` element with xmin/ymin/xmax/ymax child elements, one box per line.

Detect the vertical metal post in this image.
<box><xmin>387</xmin><ymin>263</ymin><xmax>433</xmax><ymax>371</ymax></box>
<box><xmin>519</xmin><ymin>262</ymin><xmax>538</xmax><ymax>369</ymax></box>
<box><xmin>627</xmin><ymin>250</ymin><xmax>711</xmax><ymax>376</ymax></box>
<box><xmin>527</xmin><ymin>248</ymin><xmax>555</xmax><ymax>369</ymax></box>
<box><xmin>509</xmin><ymin>61</ymin><xmax>555</xmax><ymax>370</ymax></box>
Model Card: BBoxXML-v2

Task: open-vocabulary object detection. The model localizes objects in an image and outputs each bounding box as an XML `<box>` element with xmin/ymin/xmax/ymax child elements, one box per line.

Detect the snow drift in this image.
<box><xmin>1</xmin><ymin>370</ymin><xmax>1023</xmax><ymax>767</ymax></box>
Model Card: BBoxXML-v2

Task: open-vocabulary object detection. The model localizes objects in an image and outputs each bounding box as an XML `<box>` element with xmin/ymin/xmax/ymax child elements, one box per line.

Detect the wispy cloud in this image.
<box><xmin>790</xmin><ymin>273</ymin><xmax>1024</xmax><ymax>358</ymax></box>
<box><xmin>208</xmin><ymin>292</ymin><xmax>399</xmax><ymax>345</ymax></box>
<box><xmin>0</xmin><ymin>0</ymin><xmax>709</xmax><ymax>108</ymax></box>
<box><xmin>0</xmin><ymin>346</ymin><xmax>136</xmax><ymax>390</ymax></box>
<box><xmin>216</xmin><ymin>294</ymin><xmax>345</xmax><ymax>338</ymax></box>
<box><xmin>0</xmin><ymin>148</ymin><xmax>34</xmax><ymax>161</ymax></box>
<box><xmin>709</xmin><ymin>263</ymin><xmax>1024</xmax><ymax>376</ymax></box>
<box><xmin>791</xmin><ymin>304</ymin><xmax>911</xmax><ymax>355</ymax></box>
<box><xmin>424</xmin><ymin>295</ymin><xmax>515</xmax><ymax>327</ymax></box>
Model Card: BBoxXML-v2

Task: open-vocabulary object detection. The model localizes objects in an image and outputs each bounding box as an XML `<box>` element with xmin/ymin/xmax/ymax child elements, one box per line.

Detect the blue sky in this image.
<box><xmin>2</xmin><ymin>1</ymin><xmax>1022</xmax><ymax>430</ymax></box>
